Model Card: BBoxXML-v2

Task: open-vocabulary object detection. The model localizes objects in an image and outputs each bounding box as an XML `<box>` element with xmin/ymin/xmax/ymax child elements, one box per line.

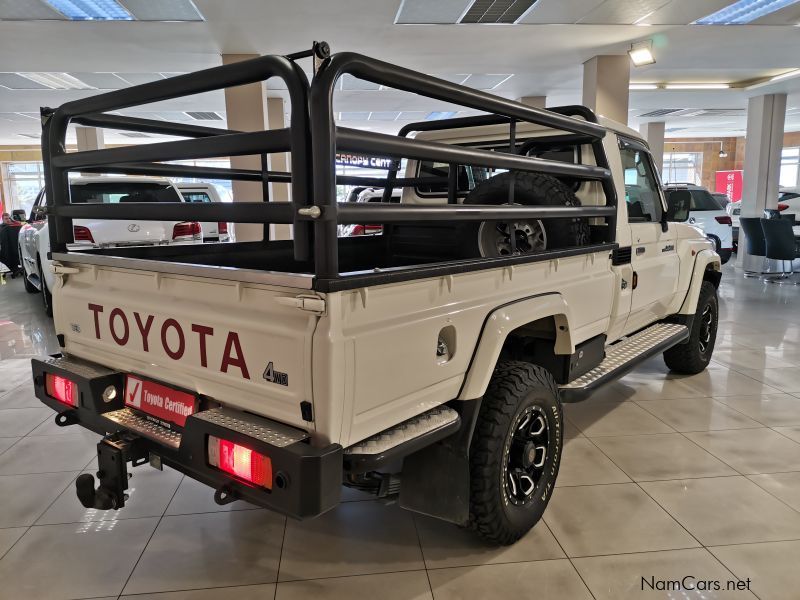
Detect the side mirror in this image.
<box><xmin>665</xmin><ymin>190</ymin><xmax>691</xmax><ymax>223</ymax></box>
<box><xmin>11</xmin><ymin>209</ymin><xmax>27</xmax><ymax>222</ymax></box>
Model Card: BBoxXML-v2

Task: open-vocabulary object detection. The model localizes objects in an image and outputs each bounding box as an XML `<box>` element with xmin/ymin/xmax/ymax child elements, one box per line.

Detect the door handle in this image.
<box><xmin>636</xmin><ymin>246</ymin><xmax>646</xmax><ymax>255</ymax></box>
<box><xmin>632</xmin><ymin>271</ymin><xmax>638</xmax><ymax>289</ymax></box>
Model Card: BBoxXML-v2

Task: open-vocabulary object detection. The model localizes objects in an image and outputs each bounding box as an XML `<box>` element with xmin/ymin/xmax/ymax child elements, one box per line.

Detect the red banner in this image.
<box><xmin>715</xmin><ymin>170</ymin><xmax>743</xmax><ymax>202</ymax></box>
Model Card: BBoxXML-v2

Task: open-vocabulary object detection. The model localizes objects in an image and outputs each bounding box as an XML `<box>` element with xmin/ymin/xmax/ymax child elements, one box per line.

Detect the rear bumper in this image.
<box><xmin>31</xmin><ymin>354</ymin><xmax>342</xmax><ymax>519</ymax></box>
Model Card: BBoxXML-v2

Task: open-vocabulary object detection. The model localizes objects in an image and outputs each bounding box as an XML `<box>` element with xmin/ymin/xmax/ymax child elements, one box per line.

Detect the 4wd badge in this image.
<box><xmin>263</xmin><ymin>362</ymin><xmax>288</xmax><ymax>386</ymax></box>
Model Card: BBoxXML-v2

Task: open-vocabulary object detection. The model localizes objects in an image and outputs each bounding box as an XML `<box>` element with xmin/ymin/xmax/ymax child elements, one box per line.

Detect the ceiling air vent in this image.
<box><xmin>120</xmin><ymin>132</ymin><xmax>150</xmax><ymax>138</ymax></box>
<box><xmin>185</xmin><ymin>111</ymin><xmax>222</xmax><ymax>121</ymax></box>
<box><xmin>461</xmin><ymin>0</ymin><xmax>539</xmax><ymax>23</ymax></box>
<box><xmin>638</xmin><ymin>108</ymin><xmax>686</xmax><ymax>118</ymax></box>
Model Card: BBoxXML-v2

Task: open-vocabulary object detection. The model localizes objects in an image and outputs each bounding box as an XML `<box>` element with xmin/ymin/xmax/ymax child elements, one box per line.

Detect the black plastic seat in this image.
<box><xmin>740</xmin><ymin>217</ymin><xmax>766</xmax><ymax>257</ymax></box>
<box><xmin>764</xmin><ymin>208</ymin><xmax>782</xmax><ymax>220</ymax></box>
<box><xmin>781</xmin><ymin>213</ymin><xmax>796</xmax><ymax>225</ymax></box>
<box><xmin>761</xmin><ymin>217</ymin><xmax>799</xmax><ymax>284</ymax></box>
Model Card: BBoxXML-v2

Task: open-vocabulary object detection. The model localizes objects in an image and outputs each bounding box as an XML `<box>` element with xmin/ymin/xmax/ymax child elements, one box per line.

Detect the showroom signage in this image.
<box><xmin>715</xmin><ymin>170</ymin><xmax>743</xmax><ymax>202</ymax></box>
<box><xmin>335</xmin><ymin>153</ymin><xmax>395</xmax><ymax>169</ymax></box>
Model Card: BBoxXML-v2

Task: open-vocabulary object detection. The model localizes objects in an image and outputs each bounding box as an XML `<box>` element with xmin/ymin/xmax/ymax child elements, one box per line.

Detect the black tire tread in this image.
<box><xmin>664</xmin><ymin>281</ymin><xmax>718</xmax><ymax>374</ymax></box>
<box><xmin>469</xmin><ymin>360</ymin><xmax>561</xmax><ymax>545</ymax></box>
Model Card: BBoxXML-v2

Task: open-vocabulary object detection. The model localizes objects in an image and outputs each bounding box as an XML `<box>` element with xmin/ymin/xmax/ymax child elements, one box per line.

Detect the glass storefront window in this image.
<box><xmin>662</xmin><ymin>152</ymin><xmax>703</xmax><ymax>186</ymax></box>
<box><xmin>1</xmin><ymin>161</ymin><xmax>46</xmax><ymax>217</ymax></box>
<box><xmin>780</xmin><ymin>147</ymin><xmax>799</xmax><ymax>188</ymax></box>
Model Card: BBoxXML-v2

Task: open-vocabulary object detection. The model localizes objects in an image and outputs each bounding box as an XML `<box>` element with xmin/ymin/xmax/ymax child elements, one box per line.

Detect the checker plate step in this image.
<box><xmin>104</xmin><ymin>408</ymin><xmax>182</xmax><ymax>449</ymax></box>
<box><xmin>560</xmin><ymin>323</ymin><xmax>689</xmax><ymax>391</ymax></box>
<box><xmin>345</xmin><ymin>406</ymin><xmax>460</xmax><ymax>455</ymax></box>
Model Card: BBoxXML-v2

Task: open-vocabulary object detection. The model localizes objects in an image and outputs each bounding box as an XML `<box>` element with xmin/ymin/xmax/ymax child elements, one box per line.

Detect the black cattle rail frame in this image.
<box><xmin>41</xmin><ymin>41</ymin><xmax>618</xmax><ymax>290</ymax></box>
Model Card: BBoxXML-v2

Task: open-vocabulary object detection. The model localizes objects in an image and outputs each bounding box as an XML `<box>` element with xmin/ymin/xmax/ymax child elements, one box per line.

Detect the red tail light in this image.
<box><xmin>172</xmin><ymin>221</ymin><xmax>201</xmax><ymax>241</ymax></box>
<box><xmin>217</xmin><ymin>221</ymin><xmax>228</xmax><ymax>235</ymax></box>
<box><xmin>208</xmin><ymin>436</ymin><xmax>272</xmax><ymax>488</ymax></box>
<box><xmin>73</xmin><ymin>225</ymin><xmax>94</xmax><ymax>243</ymax></box>
<box><xmin>778</xmin><ymin>203</ymin><xmax>789</xmax><ymax>212</ymax></box>
<box><xmin>350</xmin><ymin>224</ymin><xmax>383</xmax><ymax>236</ymax></box>
<box><xmin>715</xmin><ymin>216</ymin><xmax>732</xmax><ymax>225</ymax></box>
<box><xmin>45</xmin><ymin>374</ymin><xmax>78</xmax><ymax>407</ymax></box>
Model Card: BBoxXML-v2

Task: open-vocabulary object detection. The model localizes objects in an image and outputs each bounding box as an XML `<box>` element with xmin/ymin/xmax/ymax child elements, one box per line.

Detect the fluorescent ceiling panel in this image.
<box><xmin>120</xmin><ymin>132</ymin><xmax>149</xmax><ymax>137</ymax></box>
<box><xmin>694</xmin><ymin>0</ymin><xmax>800</xmax><ymax>24</ymax></box>
<box><xmin>463</xmin><ymin>74</ymin><xmax>513</xmax><ymax>89</ymax></box>
<box><xmin>426</xmin><ymin>111</ymin><xmax>458</xmax><ymax>120</ymax></box>
<box><xmin>185</xmin><ymin>111</ymin><xmax>222</xmax><ymax>121</ymax></box>
<box><xmin>340</xmin><ymin>75</ymin><xmax>381</xmax><ymax>91</ymax></box>
<box><xmin>117</xmin><ymin>0</ymin><xmax>202</xmax><ymax>21</ymax></box>
<box><xmin>20</xmin><ymin>72</ymin><xmax>93</xmax><ymax>89</ymax></box>
<box><xmin>115</xmin><ymin>73</ymin><xmax>165</xmax><ymax>85</ymax></box>
<box><xmin>461</xmin><ymin>0</ymin><xmax>538</xmax><ymax>23</ymax></box>
<box><xmin>578</xmin><ymin>0</ymin><xmax>673</xmax><ymax>24</ymax></box>
<box><xmin>639</xmin><ymin>108</ymin><xmax>686</xmax><ymax>117</ymax></box>
<box><xmin>518</xmin><ymin>0</ymin><xmax>604</xmax><ymax>23</ymax></box>
<box><xmin>433</xmin><ymin>74</ymin><xmax>471</xmax><ymax>85</ymax></box>
<box><xmin>368</xmin><ymin>111</ymin><xmax>401</xmax><ymax>121</ymax></box>
<box><xmin>0</xmin><ymin>0</ymin><xmax>67</xmax><ymax>20</ymax></box>
<box><xmin>68</xmin><ymin>72</ymin><xmax>128</xmax><ymax>89</ymax></box>
<box><xmin>0</xmin><ymin>73</ymin><xmax>50</xmax><ymax>90</ymax></box>
<box><xmin>395</xmin><ymin>0</ymin><xmax>472</xmax><ymax>23</ymax></box>
<box><xmin>398</xmin><ymin>111</ymin><xmax>429</xmax><ymax>120</ymax></box>
<box><xmin>338</xmin><ymin>112</ymin><xmax>371</xmax><ymax>121</ymax></box>
<box><xmin>43</xmin><ymin>0</ymin><xmax>133</xmax><ymax>20</ymax></box>
<box><xmin>635</xmin><ymin>0</ymin><xmax>733</xmax><ymax>25</ymax></box>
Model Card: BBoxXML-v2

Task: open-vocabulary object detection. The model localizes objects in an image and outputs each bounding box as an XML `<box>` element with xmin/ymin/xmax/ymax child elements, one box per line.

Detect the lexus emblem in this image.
<box><xmin>127</xmin><ymin>223</ymin><xmax>140</xmax><ymax>233</ymax></box>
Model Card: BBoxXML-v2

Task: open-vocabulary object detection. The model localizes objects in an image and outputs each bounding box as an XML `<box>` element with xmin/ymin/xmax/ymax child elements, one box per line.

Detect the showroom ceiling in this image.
<box><xmin>0</xmin><ymin>0</ymin><xmax>799</xmax><ymax>144</ymax></box>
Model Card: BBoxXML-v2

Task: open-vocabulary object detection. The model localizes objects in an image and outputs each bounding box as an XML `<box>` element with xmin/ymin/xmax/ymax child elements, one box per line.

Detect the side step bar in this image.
<box><xmin>560</xmin><ymin>322</ymin><xmax>689</xmax><ymax>396</ymax></box>
<box><xmin>344</xmin><ymin>405</ymin><xmax>460</xmax><ymax>473</ymax></box>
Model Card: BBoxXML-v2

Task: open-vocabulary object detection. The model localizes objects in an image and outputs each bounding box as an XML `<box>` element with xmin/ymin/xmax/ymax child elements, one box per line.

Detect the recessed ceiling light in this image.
<box><xmin>43</xmin><ymin>0</ymin><xmax>133</xmax><ymax>20</ymax></box>
<box><xmin>771</xmin><ymin>69</ymin><xmax>800</xmax><ymax>81</ymax></box>
<box><xmin>630</xmin><ymin>83</ymin><xmax>659</xmax><ymax>90</ymax></box>
<box><xmin>664</xmin><ymin>83</ymin><xmax>731</xmax><ymax>90</ymax></box>
<box><xmin>426</xmin><ymin>111</ymin><xmax>458</xmax><ymax>120</ymax></box>
<box><xmin>694</xmin><ymin>0</ymin><xmax>800</xmax><ymax>25</ymax></box>
<box><xmin>19</xmin><ymin>72</ymin><xmax>94</xmax><ymax>90</ymax></box>
<box><xmin>628</xmin><ymin>41</ymin><xmax>656</xmax><ymax>67</ymax></box>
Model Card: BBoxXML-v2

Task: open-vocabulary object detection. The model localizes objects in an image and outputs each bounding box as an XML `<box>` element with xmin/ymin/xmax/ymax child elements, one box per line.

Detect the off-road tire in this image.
<box><xmin>469</xmin><ymin>360</ymin><xmax>563</xmax><ymax>545</ymax></box>
<box><xmin>20</xmin><ymin>256</ymin><xmax>38</xmax><ymax>294</ymax></box>
<box><xmin>38</xmin><ymin>256</ymin><xmax>53</xmax><ymax>317</ymax></box>
<box><xmin>459</xmin><ymin>172</ymin><xmax>590</xmax><ymax>258</ymax></box>
<box><xmin>664</xmin><ymin>281</ymin><xmax>718</xmax><ymax>374</ymax></box>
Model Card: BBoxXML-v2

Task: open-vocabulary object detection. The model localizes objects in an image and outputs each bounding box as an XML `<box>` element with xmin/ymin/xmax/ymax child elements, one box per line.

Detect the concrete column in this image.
<box><xmin>76</xmin><ymin>126</ymin><xmax>104</xmax><ymax>151</ymax></box>
<box><xmin>519</xmin><ymin>96</ymin><xmax>546</xmax><ymax>109</ymax></box>
<box><xmin>222</xmin><ymin>53</ymin><xmax>267</xmax><ymax>242</ymax></box>
<box><xmin>582</xmin><ymin>55</ymin><xmax>630</xmax><ymax>125</ymax></box>
<box><xmin>639</xmin><ymin>121</ymin><xmax>665</xmax><ymax>173</ymax></box>
<box><xmin>266</xmin><ymin>97</ymin><xmax>291</xmax><ymax>241</ymax></box>
<box><xmin>737</xmin><ymin>93</ymin><xmax>787</xmax><ymax>268</ymax></box>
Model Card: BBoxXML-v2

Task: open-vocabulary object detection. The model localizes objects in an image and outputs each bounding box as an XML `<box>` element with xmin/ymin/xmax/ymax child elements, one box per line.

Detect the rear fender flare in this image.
<box><xmin>679</xmin><ymin>248</ymin><xmax>721</xmax><ymax>315</ymax></box>
<box><xmin>457</xmin><ymin>293</ymin><xmax>573</xmax><ymax>400</ymax></box>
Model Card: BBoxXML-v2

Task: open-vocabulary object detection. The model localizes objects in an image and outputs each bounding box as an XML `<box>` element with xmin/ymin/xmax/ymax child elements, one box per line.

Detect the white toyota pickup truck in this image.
<box><xmin>30</xmin><ymin>44</ymin><xmax>720</xmax><ymax>545</ymax></box>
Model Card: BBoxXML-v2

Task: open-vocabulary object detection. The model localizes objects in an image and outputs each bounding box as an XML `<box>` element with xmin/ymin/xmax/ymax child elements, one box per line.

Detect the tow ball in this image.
<box><xmin>75</xmin><ymin>432</ymin><xmax>148</xmax><ymax>510</ymax></box>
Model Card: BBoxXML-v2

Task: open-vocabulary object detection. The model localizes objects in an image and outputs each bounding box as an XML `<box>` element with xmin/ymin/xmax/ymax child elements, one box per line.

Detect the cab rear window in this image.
<box><xmin>70</xmin><ymin>182</ymin><xmax>182</xmax><ymax>204</ymax></box>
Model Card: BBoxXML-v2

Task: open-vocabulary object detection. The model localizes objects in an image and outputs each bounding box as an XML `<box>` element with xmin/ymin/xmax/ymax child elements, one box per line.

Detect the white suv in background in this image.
<box><xmin>175</xmin><ymin>182</ymin><xmax>233</xmax><ymax>242</ymax></box>
<box><xmin>664</xmin><ymin>183</ymin><xmax>733</xmax><ymax>264</ymax></box>
<box><xmin>18</xmin><ymin>176</ymin><xmax>201</xmax><ymax>316</ymax></box>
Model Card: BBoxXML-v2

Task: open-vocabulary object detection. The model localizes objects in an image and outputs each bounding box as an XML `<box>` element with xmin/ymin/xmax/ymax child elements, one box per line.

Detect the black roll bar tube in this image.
<box><xmin>43</xmin><ymin>53</ymin><xmax>311</xmax><ymax>258</ymax></box>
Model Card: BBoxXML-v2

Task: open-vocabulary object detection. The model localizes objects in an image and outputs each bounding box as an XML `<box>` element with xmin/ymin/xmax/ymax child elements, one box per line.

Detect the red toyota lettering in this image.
<box><xmin>88</xmin><ymin>303</ymin><xmax>103</xmax><ymax>339</ymax></box>
<box><xmin>133</xmin><ymin>312</ymin><xmax>154</xmax><ymax>352</ymax></box>
<box><xmin>109</xmin><ymin>308</ymin><xmax>129</xmax><ymax>346</ymax></box>
<box><xmin>161</xmin><ymin>318</ymin><xmax>185</xmax><ymax>360</ymax></box>
<box><xmin>191</xmin><ymin>324</ymin><xmax>214</xmax><ymax>368</ymax></box>
<box><xmin>221</xmin><ymin>332</ymin><xmax>250</xmax><ymax>379</ymax></box>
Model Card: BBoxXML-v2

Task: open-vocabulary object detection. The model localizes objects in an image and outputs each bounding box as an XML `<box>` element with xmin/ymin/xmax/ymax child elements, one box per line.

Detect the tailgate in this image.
<box><xmin>51</xmin><ymin>260</ymin><xmax>320</xmax><ymax>430</ymax></box>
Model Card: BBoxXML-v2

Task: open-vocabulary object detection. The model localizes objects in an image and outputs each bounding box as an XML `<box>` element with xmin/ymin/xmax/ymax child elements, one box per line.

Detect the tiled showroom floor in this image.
<box><xmin>2</xmin><ymin>264</ymin><xmax>800</xmax><ymax>600</ymax></box>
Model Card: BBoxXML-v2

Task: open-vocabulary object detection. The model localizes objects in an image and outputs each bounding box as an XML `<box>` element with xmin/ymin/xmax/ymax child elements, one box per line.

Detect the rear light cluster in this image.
<box><xmin>45</xmin><ymin>374</ymin><xmax>78</xmax><ymax>407</ymax></box>
<box><xmin>715</xmin><ymin>216</ymin><xmax>732</xmax><ymax>225</ymax></box>
<box><xmin>350</xmin><ymin>224</ymin><xmax>383</xmax><ymax>236</ymax></box>
<box><xmin>172</xmin><ymin>221</ymin><xmax>201</xmax><ymax>241</ymax></box>
<box><xmin>778</xmin><ymin>203</ymin><xmax>789</xmax><ymax>212</ymax></box>
<box><xmin>73</xmin><ymin>225</ymin><xmax>95</xmax><ymax>243</ymax></box>
<box><xmin>217</xmin><ymin>221</ymin><xmax>228</xmax><ymax>235</ymax></box>
<box><xmin>208</xmin><ymin>435</ymin><xmax>272</xmax><ymax>489</ymax></box>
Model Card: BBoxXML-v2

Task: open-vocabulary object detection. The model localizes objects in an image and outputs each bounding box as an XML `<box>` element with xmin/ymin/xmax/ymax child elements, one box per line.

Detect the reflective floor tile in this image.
<box><xmin>556</xmin><ymin>437</ymin><xmax>630</xmax><ymax>487</ymax></box>
<box><xmin>635</xmin><ymin>397</ymin><xmax>762</xmax><ymax>432</ymax></box>
<box><xmin>279</xmin><ymin>501</ymin><xmax>424</xmax><ymax>581</ymax></box>
<box><xmin>0</xmin><ymin>527</ymin><xmax>26</xmax><ymax>558</ymax></box>
<box><xmin>736</xmin><ymin>367</ymin><xmax>800</xmax><ymax>393</ymax></box>
<box><xmin>710</xmin><ymin>540</ymin><xmax>800</xmax><ymax>600</ymax></box>
<box><xmin>0</xmin><ymin>437</ymin><xmax>18</xmax><ymax>455</ymax></box>
<box><xmin>574</xmin><ymin>376</ymin><xmax>703</xmax><ymax>403</ymax></box>
<box><xmin>414</xmin><ymin>514</ymin><xmax>563</xmax><ymax>569</ymax></box>
<box><xmin>712</xmin><ymin>349</ymin><xmax>798</xmax><ymax>370</ymax></box>
<box><xmin>427</xmin><ymin>559</ymin><xmax>593</xmax><ymax>600</ymax></box>
<box><xmin>711</xmin><ymin>394</ymin><xmax>800</xmax><ymax>427</ymax></box>
<box><xmin>684</xmin><ymin>428</ymin><xmax>800</xmax><ymax>474</ymax></box>
<box><xmin>574</xmin><ymin>548</ymin><xmax>757</xmax><ymax>600</ymax></box>
<box><xmin>0</xmin><ymin>383</ymin><xmax>41</xmax><ymax>409</ymax></box>
<box><xmin>120</xmin><ymin>584</ymin><xmax>276</xmax><ymax>599</ymax></box>
<box><xmin>773</xmin><ymin>425</ymin><xmax>800</xmax><ymax>442</ymax></box>
<box><xmin>27</xmin><ymin>416</ymin><xmax>97</xmax><ymax>437</ymax></box>
<box><xmin>564</xmin><ymin>401</ymin><xmax>674</xmax><ymax>437</ymax></box>
<box><xmin>124</xmin><ymin>510</ymin><xmax>285</xmax><ymax>595</ymax></box>
<box><xmin>543</xmin><ymin>483</ymin><xmax>698</xmax><ymax>557</ymax></box>
<box><xmin>747</xmin><ymin>471</ymin><xmax>800</xmax><ymax>511</ymax></box>
<box><xmin>38</xmin><ymin>465</ymin><xmax>183</xmax><ymax>525</ymax></box>
<box><xmin>642</xmin><ymin>476</ymin><xmax>800</xmax><ymax>546</ymax></box>
<box><xmin>0</xmin><ymin>471</ymin><xmax>77</xmax><ymax>527</ymax></box>
<box><xmin>276</xmin><ymin>571</ymin><xmax>432</xmax><ymax>600</ymax></box>
<box><xmin>0</xmin><ymin>361</ymin><xmax>34</xmax><ymax>395</ymax></box>
<box><xmin>0</xmin><ymin>407</ymin><xmax>52</xmax><ymax>437</ymax></box>
<box><xmin>681</xmin><ymin>369</ymin><xmax>781</xmax><ymax>397</ymax></box>
<box><xmin>0</xmin><ymin>434</ymin><xmax>96</xmax><ymax>475</ymax></box>
<box><xmin>0</xmin><ymin>517</ymin><xmax>159</xmax><ymax>600</ymax></box>
<box><xmin>164</xmin><ymin>475</ymin><xmax>259</xmax><ymax>515</ymax></box>
<box><xmin>591</xmin><ymin>433</ymin><xmax>737</xmax><ymax>481</ymax></box>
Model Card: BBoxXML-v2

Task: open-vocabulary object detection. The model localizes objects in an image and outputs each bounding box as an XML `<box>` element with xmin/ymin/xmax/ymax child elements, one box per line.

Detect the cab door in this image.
<box><xmin>619</xmin><ymin>137</ymin><xmax>680</xmax><ymax>334</ymax></box>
